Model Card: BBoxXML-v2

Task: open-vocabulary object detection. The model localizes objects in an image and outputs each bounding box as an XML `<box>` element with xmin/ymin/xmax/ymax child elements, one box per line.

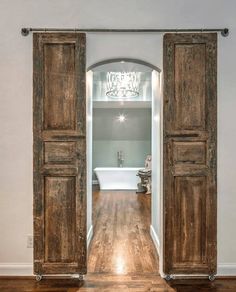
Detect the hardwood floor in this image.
<box><xmin>1</xmin><ymin>275</ymin><xmax>236</xmax><ymax>291</ymax></box>
<box><xmin>88</xmin><ymin>190</ymin><xmax>158</xmax><ymax>274</ymax></box>
<box><xmin>1</xmin><ymin>190</ymin><xmax>236</xmax><ymax>291</ymax></box>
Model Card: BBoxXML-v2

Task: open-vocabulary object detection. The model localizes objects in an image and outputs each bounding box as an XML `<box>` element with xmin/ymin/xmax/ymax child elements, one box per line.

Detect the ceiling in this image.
<box><xmin>91</xmin><ymin>61</ymin><xmax>153</xmax><ymax>107</ymax></box>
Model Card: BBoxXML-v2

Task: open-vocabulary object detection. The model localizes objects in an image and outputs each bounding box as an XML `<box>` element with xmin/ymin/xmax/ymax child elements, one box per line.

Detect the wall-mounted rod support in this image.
<box><xmin>21</xmin><ymin>27</ymin><xmax>229</xmax><ymax>37</ymax></box>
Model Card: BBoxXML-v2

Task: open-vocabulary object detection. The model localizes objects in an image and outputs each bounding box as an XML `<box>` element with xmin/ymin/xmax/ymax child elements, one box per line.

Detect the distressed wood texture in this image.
<box><xmin>163</xmin><ymin>33</ymin><xmax>217</xmax><ymax>276</ymax></box>
<box><xmin>33</xmin><ymin>33</ymin><xmax>87</xmax><ymax>275</ymax></box>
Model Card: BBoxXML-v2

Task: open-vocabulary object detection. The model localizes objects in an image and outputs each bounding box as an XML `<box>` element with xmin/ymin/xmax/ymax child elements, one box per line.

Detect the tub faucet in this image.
<box><xmin>117</xmin><ymin>151</ymin><xmax>124</xmax><ymax>167</ymax></box>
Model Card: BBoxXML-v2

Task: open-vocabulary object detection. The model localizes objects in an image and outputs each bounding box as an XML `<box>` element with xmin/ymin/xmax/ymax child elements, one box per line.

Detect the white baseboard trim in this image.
<box><xmin>217</xmin><ymin>263</ymin><xmax>236</xmax><ymax>276</ymax></box>
<box><xmin>87</xmin><ymin>225</ymin><xmax>93</xmax><ymax>248</ymax></box>
<box><xmin>0</xmin><ymin>227</ymin><xmax>93</xmax><ymax>276</ymax></box>
<box><xmin>0</xmin><ymin>263</ymin><xmax>33</xmax><ymax>276</ymax></box>
<box><xmin>150</xmin><ymin>225</ymin><xmax>160</xmax><ymax>257</ymax></box>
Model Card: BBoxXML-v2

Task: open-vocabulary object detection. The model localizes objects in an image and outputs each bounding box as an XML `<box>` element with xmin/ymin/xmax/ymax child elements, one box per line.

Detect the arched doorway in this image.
<box><xmin>86</xmin><ymin>58</ymin><xmax>162</xmax><ymax>275</ymax></box>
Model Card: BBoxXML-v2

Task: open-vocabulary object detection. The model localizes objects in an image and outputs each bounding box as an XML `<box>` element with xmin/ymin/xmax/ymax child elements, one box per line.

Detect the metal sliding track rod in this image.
<box><xmin>21</xmin><ymin>27</ymin><xmax>229</xmax><ymax>37</ymax></box>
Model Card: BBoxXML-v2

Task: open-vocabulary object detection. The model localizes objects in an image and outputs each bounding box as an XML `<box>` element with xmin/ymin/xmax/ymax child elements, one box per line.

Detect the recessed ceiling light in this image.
<box><xmin>117</xmin><ymin>114</ymin><xmax>126</xmax><ymax>123</ymax></box>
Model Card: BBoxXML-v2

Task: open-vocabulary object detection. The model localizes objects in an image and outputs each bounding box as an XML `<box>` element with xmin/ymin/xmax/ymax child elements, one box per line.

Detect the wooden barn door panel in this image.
<box><xmin>33</xmin><ymin>33</ymin><xmax>86</xmax><ymax>275</ymax></box>
<box><xmin>163</xmin><ymin>33</ymin><xmax>217</xmax><ymax>275</ymax></box>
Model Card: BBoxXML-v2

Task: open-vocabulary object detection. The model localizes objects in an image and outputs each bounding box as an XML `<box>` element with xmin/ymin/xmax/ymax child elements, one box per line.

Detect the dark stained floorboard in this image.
<box><xmin>1</xmin><ymin>275</ymin><xmax>236</xmax><ymax>291</ymax></box>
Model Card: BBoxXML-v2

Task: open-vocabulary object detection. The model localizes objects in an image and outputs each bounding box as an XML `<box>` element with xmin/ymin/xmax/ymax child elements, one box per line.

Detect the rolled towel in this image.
<box><xmin>138</xmin><ymin>169</ymin><xmax>151</xmax><ymax>176</ymax></box>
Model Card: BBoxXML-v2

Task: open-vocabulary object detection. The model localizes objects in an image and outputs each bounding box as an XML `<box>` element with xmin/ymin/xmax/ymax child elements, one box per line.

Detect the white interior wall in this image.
<box><xmin>86</xmin><ymin>71</ymin><xmax>93</xmax><ymax>248</ymax></box>
<box><xmin>150</xmin><ymin>71</ymin><xmax>163</xmax><ymax>274</ymax></box>
<box><xmin>0</xmin><ymin>0</ymin><xmax>236</xmax><ymax>276</ymax></box>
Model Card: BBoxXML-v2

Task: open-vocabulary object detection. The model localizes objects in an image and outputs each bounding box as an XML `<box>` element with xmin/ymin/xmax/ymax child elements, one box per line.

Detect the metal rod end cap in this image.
<box><xmin>21</xmin><ymin>28</ymin><xmax>30</xmax><ymax>36</ymax></box>
<box><xmin>221</xmin><ymin>28</ymin><xmax>229</xmax><ymax>37</ymax></box>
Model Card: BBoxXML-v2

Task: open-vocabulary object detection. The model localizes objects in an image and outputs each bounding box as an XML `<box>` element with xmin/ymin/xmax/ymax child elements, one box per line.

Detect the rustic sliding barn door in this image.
<box><xmin>163</xmin><ymin>33</ymin><xmax>217</xmax><ymax>276</ymax></box>
<box><xmin>33</xmin><ymin>33</ymin><xmax>86</xmax><ymax>276</ymax></box>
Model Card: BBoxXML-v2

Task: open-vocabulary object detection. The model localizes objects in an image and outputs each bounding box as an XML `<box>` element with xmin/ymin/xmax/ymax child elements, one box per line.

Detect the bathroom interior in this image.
<box><xmin>86</xmin><ymin>59</ymin><xmax>162</xmax><ymax>273</ymax></box>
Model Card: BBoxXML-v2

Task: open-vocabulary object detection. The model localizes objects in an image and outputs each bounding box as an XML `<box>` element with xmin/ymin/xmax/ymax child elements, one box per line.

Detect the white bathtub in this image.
<box><xmin>94</xmin><ymin>167</ymin><xmax>143</xmax><ymax>190</ymax></box>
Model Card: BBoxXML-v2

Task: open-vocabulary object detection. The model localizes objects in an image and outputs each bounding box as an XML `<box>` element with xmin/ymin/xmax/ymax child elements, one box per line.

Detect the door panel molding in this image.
<box><xmin>163</xmin><ymin>33</ymin><xmax>217</xmax><ymax>276</ymax></box>
<box><xmin>33</xmin><ymin>33</ymin><xmax>87</xmax><ymax>275</ymax></box>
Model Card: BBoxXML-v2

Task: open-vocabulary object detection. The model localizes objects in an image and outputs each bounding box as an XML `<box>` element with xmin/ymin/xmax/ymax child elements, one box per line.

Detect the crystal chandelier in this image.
<box><xmin>106</xmin><ymin>72</ymin><xmax>139</xmax><ymax>98</ymax></box>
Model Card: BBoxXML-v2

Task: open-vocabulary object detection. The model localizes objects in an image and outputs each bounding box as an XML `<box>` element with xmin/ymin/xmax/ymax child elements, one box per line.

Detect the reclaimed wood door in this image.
<box><xmin>33</xmin><ymin>33</ymin><xmax>86</xmax><ymax>276</ymax></box>
<box><xmin>163</xmin><ymin>33</ymin><xmax>217</xmax><ymax>276</ymax></box>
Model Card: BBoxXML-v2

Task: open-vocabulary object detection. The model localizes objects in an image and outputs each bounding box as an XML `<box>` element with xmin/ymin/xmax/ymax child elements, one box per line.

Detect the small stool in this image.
<box><xmin>136</xmin><ymin>170</ymin><xmax>152</xmax><ymax>195</ymax></box>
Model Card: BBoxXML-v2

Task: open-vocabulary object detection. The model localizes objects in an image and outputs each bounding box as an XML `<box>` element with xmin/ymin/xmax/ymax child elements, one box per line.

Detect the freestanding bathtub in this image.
<box><xmin>94</xmin><ymin>167</ymin><xmax>143</xmax><ymax>190</ymax></box>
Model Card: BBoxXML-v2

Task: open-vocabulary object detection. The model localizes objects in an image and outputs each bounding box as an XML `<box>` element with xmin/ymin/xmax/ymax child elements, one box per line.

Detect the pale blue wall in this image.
<box><xmin>92</xmin><ymin>108</ymin><xmax>151</xmax><ymax>179</ymax></box>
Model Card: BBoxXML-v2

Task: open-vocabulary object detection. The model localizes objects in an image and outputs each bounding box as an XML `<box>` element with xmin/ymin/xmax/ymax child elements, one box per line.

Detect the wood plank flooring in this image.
<box><xmin>88</xmin><ymin>190</ymin><xmax>158</xmax><ymax>274</ymax></box>
<box><xmin>1</xmin><ymin>190</ymin><xmax>236</xmax><ymax>291</ymax></box>
<box><xmin>1</xmin><ymin>275</ymin><xmax>236</xmax><ymax>291</ymax></box>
